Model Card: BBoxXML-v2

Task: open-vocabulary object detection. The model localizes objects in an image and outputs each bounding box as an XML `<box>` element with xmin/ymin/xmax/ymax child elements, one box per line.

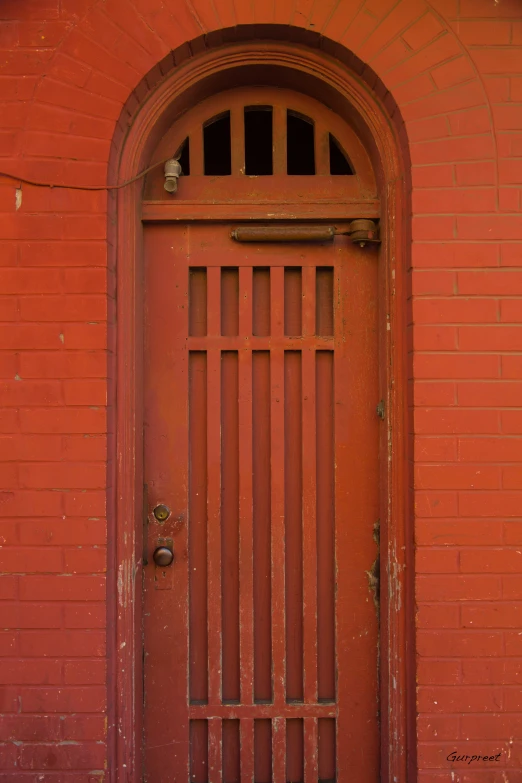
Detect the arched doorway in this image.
<box><xmin>112</xmin><ymin>38</ymin><xmax>411</xmax><ymax>783</ymax></box>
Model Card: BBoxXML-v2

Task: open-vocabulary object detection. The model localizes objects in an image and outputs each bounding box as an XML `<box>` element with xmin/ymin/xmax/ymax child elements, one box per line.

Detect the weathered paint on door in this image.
<box><xmin>143</xmin><ymin>220</ymin><xmax>380</xmax><ymax>782</ymax></box>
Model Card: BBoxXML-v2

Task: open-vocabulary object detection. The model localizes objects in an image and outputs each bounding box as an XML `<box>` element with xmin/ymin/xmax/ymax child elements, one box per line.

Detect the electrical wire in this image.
<box><xmin>0</xmin><ymin>156</ymin><xmax>172</xmax><ymax>191</ymax></box>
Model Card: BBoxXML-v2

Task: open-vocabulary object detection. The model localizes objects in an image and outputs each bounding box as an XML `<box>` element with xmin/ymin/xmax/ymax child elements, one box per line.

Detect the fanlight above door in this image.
<box><xmin>143</xmin><ymin>87</ymin><xmax>378</xmax><ymax>212</ymax></box>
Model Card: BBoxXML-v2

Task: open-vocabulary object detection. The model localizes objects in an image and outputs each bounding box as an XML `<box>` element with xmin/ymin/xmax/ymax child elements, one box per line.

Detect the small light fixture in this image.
<box><xmin>164</xmin><ymin>158</ymin><xmax>182</xmax><ymax>193</ymax></box>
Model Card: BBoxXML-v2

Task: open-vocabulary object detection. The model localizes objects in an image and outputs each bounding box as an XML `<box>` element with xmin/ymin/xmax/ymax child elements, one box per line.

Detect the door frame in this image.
<box><xmin>109</xmin><ymin>37</ymin><xmax>413</xmax><ymax>783</ymax></box>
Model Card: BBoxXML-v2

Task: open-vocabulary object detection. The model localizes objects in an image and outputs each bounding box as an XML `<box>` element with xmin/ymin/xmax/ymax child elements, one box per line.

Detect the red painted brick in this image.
<box><xmin>64</xmin><ymin>660</ymin><xmax>106</xmax><ymax>685</ymax></box>
<box><xmin>503</xmin><ymin>466</ymin><xmax>522</xmax><ymax>490</ymax></box>
<box><xmin>412</xmin><ymin>135</ymin><xmax>495</xmax><ymax>165</ymax></box>
<box><xmin>416</xmin><ymin>658</ymin><xmax>461</xmax><ymax>684</ymax></box>
<box><xmin>502</xmin><ymin>411</ymin><xmax>522</xmax><ymax>434</ymax></box>
<box><xmin>458</xmin><ymin>382</ymin><xmax>522</xmax><ymax>408</ymax></box>
<box><xmin>417</xmin><ymin>714</ymin><xmax>460</xmax><ymax>741</ymax></box>
<box><xmin>459</xmin><ymin>327</ymin><xmax>522</xmax><ymax>352</ymax></box>
<box><xmin>415</xmin><ymin>408</ymin><xmax>500</xmax><ymax>435</ymax></box>
<box><xmin>413</xmin><ymin>242</ymin><xmax>500</xmax><ymax>268</ymax></box>
<box><xmin>20</xmin><ymin>407</ymin><xmax>106</xmax><ymax>434</ymax></box>
<box><xmin>18</xmin><ymin>742</ymin><xmax>106</xmax><ymax>770</ymax></box>
<box><xmin>64</xmin><ymin>602</ymin><xmax>106</xmax><ymax>627</ymax></box>
<box><xmin>19</xmin><ymin>518</ymin><xmax>106</xmax><ymax>547</ymax></box>
<box><xmin>413</xmin><ymin>187</ymin><xmax>496</xmax><ymax>214</ymax></box>
<box><xmin>19</xmin><ymin>630</ymin><xmax>105</xmax><ymax>658</ymax></box>
<box><xmin>64</xmin><ymin>380</ymin><xmax>107</xmax><ymax>406</ymax></box>
<box><xmin>462</xmin><ymin>603</ymin><xmax>522</xmax><ymax>629</ymax></box>
<box><xmin>19</xmin><ymin>351</ymin><xmax>107</xmax><ymax>379</ymax></box>
<box><xmin>19</xmin><ymin>575</ymin><xmax>105</xmax><ymax>602</ymax></box>
<box><xmin>418</xmin><ymin>686</ymin><xmax>503</xmax><ymax>712</ymax></box>
<box><xmin>0</xmin><ymin>603</ymin><xmax>62</xmax><ymax>629</ymax></box>
<box><xmin>459</xmin><ymin>271</ymin><xmax>522</xmax><ymax>296</ymax></box>
<box><xmin>460</xmin><ymin>548</ymin><xmax>522</xmax><ymax>572</ymax></box>
<box><xmin>414</xmin><ymin>436</ymin><xmax>458</xmax><ymax>462</ymax></box>
<box><xmin>455</xmin><ymin>161</ymin><xmax>496</xmax><ymax>186</ymax></box>
<box><xmin>416</xmin><ymin>547</ymin><xmax>459</xmax><ymax>572</ymax></box>
<box><xmin>504</xmin><ymin>524</ymin><xmax>522</xmax><ymax>546</ymax></box>
<box><xmin>0</xmin><ymin>715</ymin><xmax>61</xmax><ymax>742</ymax></box>
<box><xmin>0</xmin><ymin>546</ymin><xmax>63</xmax><ymax>573</ymax></box>
<box><xmin>417</xmin><ymin>575</ymin><xmax>501</xmax><ymax>602</ymax></box>
<box><xmin>62</xmin><ymin>715</ymin><xmax>106</xmax><ymax>741</ymax></box>
<box><xmin>0</xmin><ymin>658</ymin><xmax>62</xmax><ymax>685</ymax></box>
<box><xmin>64</xmin><ymin>491</ymin><xmax>106</xmax><ymax>517</ymax></box>
<box><xmin>462</xmin><ymin>660</ymin><xmax>522</xmax><ymax>686</ymax></box>
<box><xmin>19</xmin><ymin>462</ymin><xmax>105</xmax><ymax>489</ymax></box>
<box><xmin>416</xmin><ymin>519</ymin><xmax>503</xmax><ymax>546</ymax></box>
<box><xmin>417</xmin><ymin>604</ymin><xmax>460</xmax><ymax>629</ymax></box>
<box><xmin>473</xmin><ymin>48</ymin><xmax>522</xmax><ymax>75</ymax></box>
<box><xmin>452</xmin><ymin>21</ymin><xmax>511</xmax><ymax>46</ymax></box>
<box><xmin>413</xmin><ymin>298</ymin><xmax>498</xmax><ymax>324</ymax></box>
<box><xmin>459</xmin><ymin>437</ymin><xmax>522</xmax><ymax>463</ymax></box>
<box><xmin>417</xmin><ymin>631</ymin><xmax>503</xmax><ymax>657</ymax></box>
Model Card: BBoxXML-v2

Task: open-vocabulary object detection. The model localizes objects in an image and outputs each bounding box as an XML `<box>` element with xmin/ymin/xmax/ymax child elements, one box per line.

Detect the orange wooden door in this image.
<box><xmin>143</xmin><ymin>221</ymin><xmax>380</xmax><ymax>782</ymax></box>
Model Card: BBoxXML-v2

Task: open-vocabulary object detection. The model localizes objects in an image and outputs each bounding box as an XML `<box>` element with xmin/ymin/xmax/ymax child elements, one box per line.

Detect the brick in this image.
<box><xmin>503</xmin><ymin>466</ymin><xmax>522</xmax><ymax>489</ymax></box>
<box><xmin>19</xmin><ymin>462</ymin><xmax>105</xmax><ymax>490</ymax></box>
<box><xmin>416</xmin><ymin>519</ymin><xmax>503</xmax><ymax>546</ymax></box>
<box><xmin>504</xmin><ymin>524</ymin><xmax>522</xmax><ymax>546</ymax></box>
<box><xmin>455</xmin><ymin>161</ymin><xmax>496</xmax><ymax>186</ymax></box>
<box><xmin>19</xmin><ymin>742</ymin><xmax>106</xmax><ymax>770</ymax></box>
<box><xmin>0</xmin><ymin>715</ymin><xmax>61</xmax><ymax>742</ymax></box>
<box><xmin>459</xmin><ymin>327</ymin><xmax>522</xmax><ymax>352</ymax></box>
<box><xmin>413</xmin><ymin>242</ymin><xmax>500</xmax><ymax>268</ymax></box>
<box><xmin>417</xmin><ymin>631</ymin><xmax>503</xmax><ymax>657</ymax></box>
<box><xmin>431</xmin><ymin>56</ymin><xmax>476</xmax><ymax>91</ymax></box>
<box><xmin>19</xmin><ymin>351</ymin><xmax>107</xmax><ymax>379</ymax></box>
<box><xmin>64</xmin><ymin>491</ymin><xmax>106</xmax><ymax>517</ymax></box>
<box><xmin>19</xmin><ymin>518</ymin><xmax>106</xmax><ymax>547</ymax></box>
<box><xmin>417</xmin><ymin>604</ymin><xmax>460</xmax><ymax>629</ymax></box>
<box><xmin>0</xmin><ymin>659</ymin><xmax>62</xmax><ymax>684</ymax></box>
<box><xmin>461</xmin><ymin>492</ymin><xmax>522</xmax><ymax>517</ymax></box>
<box><xmin>402</xmin><ymin>13</ymin><xmax>445</xmax><ymax>51</ymax></box>
<box><xmin>64</xmin><ymin>380</ymin><xmax>107</xmax><ymax>406</ymax></box>
<box><xmin>64</xmin><ymin>548</ymin><xmax>106</xmax><ymax>574</ymax></box>
<box><xmin>62</xmin><ymin>714</ymin><xmax>106</xmax><ymax>741</ymax></box>
<box><xmin>415</xmin><ymin>408</ymin><xmax>500</xmax><ymax>435</ymax></box>
<box><xmin>473</xmin><ymin>48</ymin><xmax>522</xmax><ymax>75</ymax></box>
<box><xmin>458</xmin><ymin>382</ymin><xmax>522</xmax><ymax>408</ymax></box>
<box><xmin>20</xmin><ymin>407</ymin><xmax>106</xmax><ymax>434</ymax></box>
<box><xmin>0</xmin><ymin>380</ymin><xmax>62</xmax><ymax>407</ymax></box>
<box><xmin>19</xmin><ymin>241</ymin><xmax>106</xmax><ymax>267</ymax></box>
<box><xmin>413</xmin><ymin>325</ymin><xmax>458</xmax><ymax>350</ymax></box>
<box><xmin>415</xmin><ymin>464</ymin><xmax>499</xmax><ymax>489</ymax></box>
<box><xmin>0</xmin><ymin>408</ymin><xmax>19</xmax><ymax>434</ymax></box>
<box><xmin>0</xmin><ymin>603</ymin><xmax>62</xmax><ymax>629</ymax></box>
<box><xmin>0</xmin><ymin>434</ymin><xmax>63</xmax><ymax>462</ymax></box>
<box><xmin>64</xmin><ymin>602</ymin><xmax>106</xmax><ymax>627</ymax></box>
<box><xmin>0</xmin><ymin>490</ymin><xmax>63</xmax><ymax>517</ymax></box>
<box><xmin>462</xmin><ymin>660</ymin><xmax>522</xmax><ymax>687</ymax></box>
<box><xmin>413</xmin><ymin>298</ymin><xmax>499</xmax><ymax>324</ymax></box>
<box><xmin>0</xmin><ymin>324</ymin><xmax>63</xmax><ymax>350</ymax></box>
<box><xmin>417</xmin><ymin>575</ymin><xmax>501</xmax><ymax>602</ymax></box>
<box><xmin>418</xmin><ymin>686</ymin><xmax>503</xmax><ymax>712</ymax></box>
<box><xmin>62</xmin><ymin>323</ymin><xmax>107</xmax><ymax>349</ymax></box>
<box><xmin>452</xmin><ymin>20</ymin><xmax>511</xmax><ymax>46</ymax></box>
<box><xmin>459</xmin><ymin>438</ymin><xmax>522</xmax><ymax>463</ymax></box>
<box><xmin>19</xmin><ymin>575</ymin><xmax>105</xmax><ymax>602</ymax></box>
<box><xmin>502</xmin><ymin>411</ymin><xmax>522</xmax><ymax>434</ymax></box>
<box><xmin>36</xmin><ymin>78</ymin><xmax>121</xmax><ymax>121</ymax></box>
<box><xmin>462</xmin><ymin>603</ymin><xmax>522</xmax><ymax>629</ymax></box>
<box><xmin>20</xmin><ymin>295</ymin><xmax>107</xmax><ymax>322</ymax></box>
<box><xmin>412</xmin><ymin>135</ymin><xmax>495</xmax><ymax>165</ymax></box>
<box><xmin>417</xmin><ymin>714</ymin><xmax>460</xmax><ymax>741</ymax></box>
<box><xmin>64</xmin><ymin>660</ymin><xmax>106</xmax><ymax>685</ymax></box>
<box><xmin>0</xmin><ymin>576</ymin><xmax>17</xmax><ymax>600</ymax></box>
<box><xmin>459</xmin><ymin>271</ymin><xmax>522</xmax><ymax>296</ymax></box>
<box><xmin>0</xmin><ymin>546</ymin><xmax>62</xmax><ymax>573</ymax></box>
<box><xmin>501</xmin><ymin>302</ymin><xmax>522</xmax><ymax>324</ymax></box>
<box><xmin>19</xmin><ymin>630</ymin><xmax>105</xmax><ymax>658</ymax></box>
<box><xmin>0</xmin><ymin>632</ymin><xmax>17</xmax><ymax>656</ymax></box>
<box><xmin>416</xmin><ymin>547</ymin><xmax>459</xmax><ymax>571</ymax></box>
<box><xmin>63</xmin><ymin>435</ymin><xmax>106</xmax><ymax>461</ymax></box>
<box><xmin>412</xmin><ymin>271</ymin><xmax>456</xmax><ymax>295</ymax></box>
<box><xmin>411</xmin><ymin>164</ymin><xmax>454</xmax><ymax>188</ymax></box>
<box><xmin>499</xmin><ymin>159</ymin><xmax>522</xmax><ymax>186</ymax></box>
<box><xmin>413</xmin><ymin>187</ymin><xmax>496</xmax><ymax>214</ymax></box>
<box><xmin>414</xmin><ymin>437</ymin><xmax>458</xmax><ymax>462</ymax></box>
<box><xmin>415</xmin><ymin>354</ymin><xmax>499</xmax><ymax>380</ymax></box>
<box><xmin>460</xmin><ymin>548</ymin><xmax>522</xmax><ymax>571</ymax></box>
<box><xmin>414</xmin><ymin>382</ymin><xmax>456</xmax><ymax>407</ymax></box>
<box><xmin>416</xmin><ymin>658</ymin><xmax>461</xmax><ymax>682</ymax></box>
<box><xmin>502</xmin><ymin>356</ymin><xmax>522</xmax><ymax>378</ymax></box>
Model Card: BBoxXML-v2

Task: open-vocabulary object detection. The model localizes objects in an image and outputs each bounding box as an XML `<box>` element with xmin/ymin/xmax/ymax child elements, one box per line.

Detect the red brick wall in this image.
<box><xmin>1</xmin><ymin>0</ymin><xmax>521</xmax><ymax>780</ymax></box>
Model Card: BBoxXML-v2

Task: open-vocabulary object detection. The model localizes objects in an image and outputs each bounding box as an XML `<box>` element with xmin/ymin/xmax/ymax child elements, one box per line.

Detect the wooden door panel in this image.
<box><xmin>144</xmin><ymin>223</ymin><xmax>379</xmax><ymax>782</ymax></box>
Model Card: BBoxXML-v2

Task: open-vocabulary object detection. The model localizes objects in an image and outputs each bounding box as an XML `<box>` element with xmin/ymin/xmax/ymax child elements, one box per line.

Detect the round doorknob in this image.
<box><xmin>152</xmin><ymin>546</ymin><xmax>174</xmax><ymax>567</ymax></box>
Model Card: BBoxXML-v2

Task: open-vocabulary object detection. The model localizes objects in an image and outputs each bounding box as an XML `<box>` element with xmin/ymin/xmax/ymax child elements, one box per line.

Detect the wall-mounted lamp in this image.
<box><xmin>164</xmin><ymin>158</ymin><xmax>182</xmax><ymax>193</ymax></box>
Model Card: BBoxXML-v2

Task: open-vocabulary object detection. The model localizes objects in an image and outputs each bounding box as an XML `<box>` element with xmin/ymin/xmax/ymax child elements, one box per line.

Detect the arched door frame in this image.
<box><xmin>110</xmin><ymin>38</ymin><xmax>413</xmax><ymax>783</ymax></box>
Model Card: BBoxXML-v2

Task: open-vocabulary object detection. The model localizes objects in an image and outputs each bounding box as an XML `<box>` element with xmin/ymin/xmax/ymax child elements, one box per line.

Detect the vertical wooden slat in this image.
<box><xmin>302</xmin><ymin>266</ymin><xmax>315</xmax><ymax>337</ymax></box>
<box><xmin>284</xmin><ymin>351</ymin><xmax>303</xmax><ymax>702</ymax></box>
<box><xmin>208</xmin><ymin>718</ymin><xmax>223</xmax><ymax>783</ymax></box>
<box><xmin>208</xmin><ymin>267</ymin><xmax>221</xmax><ymax>336</ymax></box>
<box><xmin>221</xmin><ymin>351</ymin><xmax>240</xmax><ymax>702</ymax></box>
<box><xmin>190</xmin><ymin>125</ymin><xmax>204</xmax><ymax>176</ymax></box>
<box><xmin>240</xmin><ymin>718</ymin><xmax>255</xmax><ymax>783</ymax></box>
<box><xmin>271</xmin><ymin>267</ymin><xmax>285</xmax><ymax>338</ymax></box>
<box><xmin>304</xmin><ymin>717</ymin><xmax>319</xmax><ymax>783</ymax></box>
<box><xmin>314</xmin><ymin>123</ymin><xmax>330</xmax><ymax>176</ymax></box>
<box><xmin>207</xmin><ymin>347</ymin><xmax>222</xmax><ymax>706</ymax></box>
<box><xmin>272</xmin><ymin>717</ymin><xmax>286</xmax><ymax>783</ymax></box>
<box><xmin>302</xmin><ymin>348</ymin><xmax>317</xmax><ymax>704</ymax></box>
<box><xmin>273</xmin><ymin>105</ymin><xmax>287</xmax><ymax>175</ymax></box>
<box><xmin>239</xmin><ymin>267</ymin><xmax>254</xmax><ymax>705</ymax></box>
<box><xmin>271</xmin><ymin>346</ymin><xmax>285</xmax><ymax>707</ymax></box>
<box><xmin>230</xmin><ymin>105</ymin><xmax>245</xmax><ymax>176</ymax></box>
